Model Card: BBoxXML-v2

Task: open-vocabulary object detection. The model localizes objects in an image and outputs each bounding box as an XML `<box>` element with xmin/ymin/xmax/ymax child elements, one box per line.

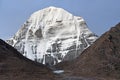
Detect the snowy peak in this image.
<box><xmin>7</xmin><ymin>6</ymin><xmax>98</xmax><ymax>65</ymax></box>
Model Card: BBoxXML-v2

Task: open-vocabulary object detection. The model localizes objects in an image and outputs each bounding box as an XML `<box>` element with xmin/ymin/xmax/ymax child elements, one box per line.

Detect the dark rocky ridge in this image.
<box><xmin>0</xmin><ymin>39</ymin><xmax>55</xmax><ymax>80</ymax></box>
<box><xmin>0</xmin><ymin>38</ymin><xmax>95</xmax><ymax>80</ymax></box>
<box><xmin>56</xmin><ymin>23</ymin><xmax>120</xmax><ymax>80</ymax></box>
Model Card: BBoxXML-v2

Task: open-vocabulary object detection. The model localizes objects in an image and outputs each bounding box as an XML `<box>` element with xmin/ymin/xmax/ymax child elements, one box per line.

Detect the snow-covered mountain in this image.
<box><xmin>7</xmin><ymin>6</ymin><xmax>98</xmax><ymax>65</ymax></box>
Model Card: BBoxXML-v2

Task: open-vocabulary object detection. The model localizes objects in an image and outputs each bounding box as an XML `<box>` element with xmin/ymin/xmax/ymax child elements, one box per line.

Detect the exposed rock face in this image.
<box><xmin>0</xmin><ymin>39</ymin><xmax>54</xmax><ymax>80</ymax></box>
<box><xmin>7</xmin><ymin>6</ymin><xmax>97</xmax><ymax>65</ymax></box>
<box><xmin>56</xmin><ymin>23</ymin><xmax>120</xmax><ymax>80</ymax></box>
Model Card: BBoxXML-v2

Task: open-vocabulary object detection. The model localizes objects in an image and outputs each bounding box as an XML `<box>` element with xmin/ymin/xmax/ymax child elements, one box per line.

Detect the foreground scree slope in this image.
<box><xmin>7</xmin><ymin>6</ymin><xmax>97</xmax><ymax>65</ymax></box>
<box><xmin>0</xmin><ymin>39</ymin><xmax>55</xmax><ymax>80</ymax></box>
<box><xmin>56</xmin><ymin>23</ymin><xmax>120</xmax><ymax>80</ymax></box>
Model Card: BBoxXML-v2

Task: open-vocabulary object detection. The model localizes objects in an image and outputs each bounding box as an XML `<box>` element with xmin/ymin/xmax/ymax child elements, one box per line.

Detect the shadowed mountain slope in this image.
<box><xmin>0</xmin><ymin>39</ymin><xmax>55</xmax><ymax>80</ymax></box>
<box><xmin>56</xmin><ymin>23</ymin><xmax>120</xmax><ymax>80</ymax></box>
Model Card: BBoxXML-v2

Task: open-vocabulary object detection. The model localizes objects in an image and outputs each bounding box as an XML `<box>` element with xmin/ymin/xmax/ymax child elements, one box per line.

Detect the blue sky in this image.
<box><xmin>0</xmin><ymin>0</ymin><xmax>120</xmax><ymax>40</ymax></box>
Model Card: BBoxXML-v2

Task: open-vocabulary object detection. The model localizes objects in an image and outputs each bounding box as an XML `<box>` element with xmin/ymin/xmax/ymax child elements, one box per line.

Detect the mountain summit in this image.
<box><xmin>7</xmin><ymin>6</ymin><xmax>97</xmax><ymax>65</ymax></box>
